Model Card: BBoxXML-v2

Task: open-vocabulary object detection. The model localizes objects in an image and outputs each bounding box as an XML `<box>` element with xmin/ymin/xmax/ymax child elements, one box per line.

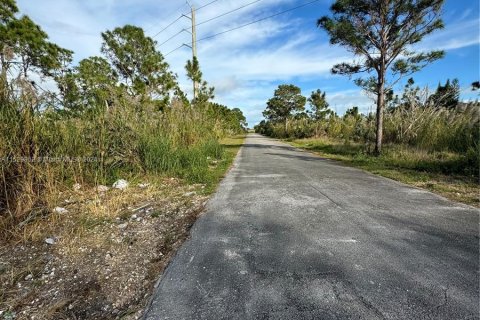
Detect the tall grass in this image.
<box><xmin>0</xmin><ymin>80</ymin><xmax>227</xmax><ymax>236</ymax></box>
<box><xmin>256</xmin><ymin>98</ymin><xmax>479</xmax><ymax>176</ymax></box>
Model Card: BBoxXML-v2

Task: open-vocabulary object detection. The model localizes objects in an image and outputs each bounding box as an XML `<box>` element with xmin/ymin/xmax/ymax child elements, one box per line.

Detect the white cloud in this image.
<box><xmin>327</xmin><ymin>89</ymin><xmax>375</xmax><ymax>115</ymax></box>
<box><xmin>417</xmin><ymin>18</ymin><xmax>479</xmax><ymax>51</ymax></box>
<box><xmin>212</xmin><ymin>76</ymin><xmax>241</xmax><ymax>95</ymax></box>
<box><xmin>459</xmin><ymin>8</ymin><xmax>473</xmax><ymax>20</ymax></box>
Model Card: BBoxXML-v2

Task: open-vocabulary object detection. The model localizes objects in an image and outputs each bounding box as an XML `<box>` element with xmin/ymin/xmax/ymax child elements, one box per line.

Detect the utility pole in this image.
<box><xmin>183</xmin><ymin>2</ymin><xmax>199</xmax><ymax>100</ymax></box>
<box><xmin>191</xmin><ymin>5</ymin><xmax>198</xmax><ymax>100</ymax></box>
<box><xmin>191</xmin><ymin>6</ymin><xmax>197</xmax><ymax>61</ymax></box>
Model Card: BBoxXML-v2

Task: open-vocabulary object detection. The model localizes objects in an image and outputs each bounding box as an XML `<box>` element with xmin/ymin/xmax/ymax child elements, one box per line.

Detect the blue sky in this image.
<box><xmin>16</xmin><ymin>0</ymin><xmax>480</xmax><ymax>126</ymax></box>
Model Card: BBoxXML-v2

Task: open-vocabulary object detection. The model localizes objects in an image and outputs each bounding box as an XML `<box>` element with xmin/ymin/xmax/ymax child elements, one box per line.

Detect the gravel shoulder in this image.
<box><xmin>0</xmin><ymin>179</ymin><xmax>209</xmax><ymax>320</ymax></box>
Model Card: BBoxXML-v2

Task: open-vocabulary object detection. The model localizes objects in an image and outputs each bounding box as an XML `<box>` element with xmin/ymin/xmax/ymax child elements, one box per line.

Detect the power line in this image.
<box><xmin>162</xmin><ymin>0</ymin><xmax>321</xmax><ymax>56</ymax></box>
<box><xmin>196</xmin><ymin>0</ymin><xmax>261</xmax><ymax>26</ymax></box>
<box><xmin>156</xmin><ymin>0</ymin><xmax>262</xmax><ymax>47</ymax></box>
<box><xmin>157</xmin><ymin>28</ymin><xmax>189</xmax><ymax>47</ymax></box>
<box><xmin>151</xmin><ymin>16</ymin><xmax>183</xmax><ymax>39</ymax></box>
<box><xmin>196</xmin><ymin>0</ymin><xmax>221</xmax><ymax>11</ymax></box>
<box><xmin>165</xmin><ymin>44</ymin><xmax>186</xmax><ymax>57</ymax></box>
<box><xmin>146</xmin><ymin>2</ymin><xmax>189</xmax><ymax>36</ymax></box>
<box><xmin>197</xmin><ymin>0</ymin><xmax>321</xmax><ymax>42</ymax></box>
<box><xmin>151</xmin><ymin>0</ymin><xmax>222</xmax><ymax>38</ymax></box>
<box><xmin>151</xmin><ymin>0</ymin><xmax>223</xmax><ymax>45</ymax></box>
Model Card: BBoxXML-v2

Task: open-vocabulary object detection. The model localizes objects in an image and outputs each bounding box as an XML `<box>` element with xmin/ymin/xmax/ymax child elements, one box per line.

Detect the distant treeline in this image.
<box><xmin>255</xmin><ymin>80</ymin><xmax>479</xmax><ymax>175</ymax></box>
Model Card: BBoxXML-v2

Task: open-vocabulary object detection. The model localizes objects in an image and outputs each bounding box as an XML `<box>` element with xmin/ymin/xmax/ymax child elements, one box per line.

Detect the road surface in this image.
<box><xmin>144</xmin><ymin>134</ymin><xmax>479</xmax><ymax>320</ymax></box>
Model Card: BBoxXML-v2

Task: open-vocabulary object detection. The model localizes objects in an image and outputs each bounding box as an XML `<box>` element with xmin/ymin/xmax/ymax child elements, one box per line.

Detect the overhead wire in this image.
<box><xmin>196</xmin><ymin>0</ymin><xmax>261</xmax><ymax>26</ymax></box>
<box><xmin>195</xmin><ymin>0</ymin><xmax>221</xmax><ymax>11</ymax></box>
<box><xmin>159</xmin><ymin>0</ymin><xmax>263</xmax><ymax>49</ymax></box>
<box><xmin>150</xmin><ymin>0</ymin><xmax>222</xmax><ymax>39</ymax></box>
<box><xmin>157</xmin><ymin>29</ymin><xmax>189</xmax><ymax>47</ymax></box>
<box><xmin>163</xmin><ymin>0</ymin><xmax>321</xmax><ymax>56</ymax></box>
<box><xmin>146</xmin><ymin>2</ymin><xmax>189</xmax><ymax>36</ymax></box>
<box><xmin>165</xmin><ymin>44</ymin><xmax>187</xmax><ymax>56</ymax></box>
<box><xmin>151</xmin><ymin>16</ymin><xmax>184</xmax><ymax>39</ymax></box>
<box><xmin>157</xmin><ymin>0</ymin><xmax>262</xmax><ymax>47</ymax></box>
<box><xmin>197</xmin><ymin>0</ymin><xmax>321</xmax><ymax>42</ymax></box>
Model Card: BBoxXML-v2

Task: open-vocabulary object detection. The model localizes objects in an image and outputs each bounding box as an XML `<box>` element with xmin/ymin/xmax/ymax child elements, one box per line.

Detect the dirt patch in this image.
<box><xmin>0</xmin><ymin>178</ymin><xmax>208</xmax><ymax>319</ymax></box>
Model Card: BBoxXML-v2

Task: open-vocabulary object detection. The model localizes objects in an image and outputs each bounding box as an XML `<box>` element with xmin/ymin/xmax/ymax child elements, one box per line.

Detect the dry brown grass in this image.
<box><xmin>0</xmin><ymin>177</ymin><xmax>208</xmax><ymax>319</ymax></box>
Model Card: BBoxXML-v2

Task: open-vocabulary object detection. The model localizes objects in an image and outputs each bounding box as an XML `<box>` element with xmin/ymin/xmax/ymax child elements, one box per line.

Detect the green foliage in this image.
<box><xmin>137</xmin><ymin>103</ymin><xmax>225</xmax><ymax>183</ymax></box>
<box><xmin>318</xmin><ymin>0</ymin><xmax>446</xmax><ymax>153</ymax></box>
<box><xmin>318</xmin><ymin>0</ymin><xmax>445</xmax><ymax>81</ymax></box>
<box><xmin>185</xmin><ymin>56</ymin><xmax>214</xmax><ymax>105</ymax></box>
<box><xmin>0</xmin><ymin>5</ymin><xmax>72</xmax><ymax>86</ymax></box>
<box><xmin>427</xmin><ymin>78</ymin><xmax>460</xmax><ymax>109</ymax></box>
<box><xmin>0</xmin><ymin>0</ymin><xmax>247</xmax><ymax>233</ymax></box>
<box><xmin>472</xmin><ymin>81</ymin><xmax>480</xmax><ymax>91</ymax></box>
<box><xmin>231</xmin><ymin>108</ymin><xmax>247</xmax><ymax>129</ymax></box>
<box><xmin>344</xmin><ymin>106</ymin><xmax>359</xmax><ymax>119</ymax></box>
<box><xmin>308</xmin><ymin>89</ymin><xmax>332</xmax><ymax>121</ymax></box>
<box><xmin>0</xmin><ymin>93</ymin><xmax>227</xmax><ymax>221</ymax></box>
<box><xmin>209</xmin><ymin>103</ymin><xmax>247</xmax><ymax>135</ymax></box>
<box><xmin>57</xmin><ymin>56</ymin><xmax>119</xmax><ymax>112</ymax></box>
<box><xmin>101</xmin><ymin>25</ymin><xmax>176</xmax><ymax>106</ymax></box>
<box><xmin>0</xmin><ymin>0</ymin><xmax>18</xmax><ymax>23</ymax></box>
<box><xmin>185</xmin><ymin>56</ymin><xmax>202</xmax><ymax>87</ymax></box>
<box><xmin>257</xmin><ymin>82</ymin><xmax>479</xmax><ymax>176</ymax></box>
<box><xmin>383</xmin><ymin>103</ymin><xmax>479</xmax><ymax>156</ymax></box>
<box><xmin>263</xmin><ymin>84</ymin><xmax>306</xmax><ymax>132</ymax></box>
<box><xmin>305</xmin><ymin>89</ymin><xmax>333</xmax><ymax>137</ymax></box>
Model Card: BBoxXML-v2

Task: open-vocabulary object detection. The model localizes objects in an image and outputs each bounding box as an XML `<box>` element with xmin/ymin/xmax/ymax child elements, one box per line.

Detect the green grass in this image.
<box><xmin>0</xmin><ymin>87</ymin><xmax>247</xmax><ymax>238</ymax></box>
<box><xmin>289</xmin><ymin>137</ymin><xmax>479</xmax><ymax>207</ymax></box>
<box><xmin>201</xmin><ymin>135</ymin><xmax>245</xmax><ymax>194</ymax></box>
<box><xmin>140</xmin><ymin>136</ymin><xmax>225</xmax><ymax>184</ymax></box>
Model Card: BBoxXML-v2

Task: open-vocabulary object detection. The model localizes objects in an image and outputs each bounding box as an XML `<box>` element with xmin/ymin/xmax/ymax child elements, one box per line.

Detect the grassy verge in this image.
<box><xmin>288</xmin><ymin>137</ymin><xmax>479</xmax><ymax>207</ymax></box>
<box><xmin>202</xmin><ymin>135</ymin><xmax>245</xmax><ymax>194</ymax></box>
<box><xmin>0</xmin><ymin>135</ymin><xmax>244</xmax><ymax>319</ymax></box>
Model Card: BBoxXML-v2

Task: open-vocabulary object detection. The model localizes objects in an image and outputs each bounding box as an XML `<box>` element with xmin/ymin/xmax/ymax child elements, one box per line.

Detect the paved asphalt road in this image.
<box><xmin>144</xmin><ymin>134</ymin><xmax>479</xmax><ymax>320</ymax></box>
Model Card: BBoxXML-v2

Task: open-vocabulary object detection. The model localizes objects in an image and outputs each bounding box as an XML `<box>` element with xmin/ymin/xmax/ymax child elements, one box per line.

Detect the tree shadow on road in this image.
<box><xmin>263</xmin><ymin>152</ymin><xmax>329</xmax><ymax>161</ymax></box>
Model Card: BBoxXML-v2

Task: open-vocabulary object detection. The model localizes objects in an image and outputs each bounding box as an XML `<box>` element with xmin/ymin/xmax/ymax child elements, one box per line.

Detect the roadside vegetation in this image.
<box><xmin>255</xmin><ymin>0</ymin><xmax>479</xmax><ymax>206</ymax></box>
<box><xmin>0</xmin><ymin>0</ymin><xmax>246</xmax><ymax>239</ymax></box>
<box><xmin>255</xmin><ymin>81</ymin><xmax>479</xmax><ymax>206</ymax></box>
<box><xmin>291</xmin><ymin>138</ymin><xmax>479</xmax><ymax>206</ymax></box>
<box><xmin>0</xmin><ymin>1</ymin><xmax>245</xmax><ymax>318</ymax></box>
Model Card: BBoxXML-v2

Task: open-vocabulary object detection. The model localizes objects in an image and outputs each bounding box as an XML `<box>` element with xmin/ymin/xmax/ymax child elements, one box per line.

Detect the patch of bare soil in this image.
<box><xmin>0</xmin><ymin>178</ymin><xmax>208</xmax><ymax>320</ymax></box>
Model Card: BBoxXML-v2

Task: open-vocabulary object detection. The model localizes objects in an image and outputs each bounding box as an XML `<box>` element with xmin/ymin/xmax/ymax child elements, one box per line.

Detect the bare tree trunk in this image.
<box><xmin>375</xmin><ymin>64</ymin><xmax>385</xmax><ymax>155</ymax></box>
<box><xmin>374</xmin><ymin>1</ymin><xmax>388</xmax><ymax>156</ymax></box>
